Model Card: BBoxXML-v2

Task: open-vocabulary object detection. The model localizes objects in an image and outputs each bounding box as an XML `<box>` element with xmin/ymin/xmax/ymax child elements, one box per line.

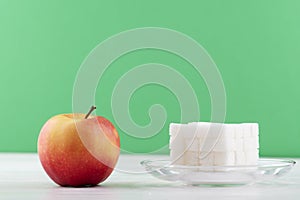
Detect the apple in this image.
<box><xmin>38</xmin><ymin>106</ymin><xmax>120</xmax><ymax>187</ymax></box>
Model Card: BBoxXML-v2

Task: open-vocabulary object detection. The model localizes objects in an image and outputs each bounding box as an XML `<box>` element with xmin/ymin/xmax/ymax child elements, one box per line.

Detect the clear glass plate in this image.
<box><xmin>141</xmin><ymin>159</ymin><xmax>296</xmax><ymax>186</ymax></box>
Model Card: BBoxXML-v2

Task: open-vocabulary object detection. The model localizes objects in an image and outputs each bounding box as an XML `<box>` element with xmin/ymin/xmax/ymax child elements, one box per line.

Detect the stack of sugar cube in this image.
<box><xmin>169</xmin><ymin>122</ymin><xmax>259</xmax><ymax>166</ymax></box>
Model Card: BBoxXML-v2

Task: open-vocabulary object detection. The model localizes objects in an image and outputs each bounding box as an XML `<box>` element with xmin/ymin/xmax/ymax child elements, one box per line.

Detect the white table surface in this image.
<box><xmin>0</xmin><ymin>154</ymin><xmax>299</xmax><ymax>200</ymax></box>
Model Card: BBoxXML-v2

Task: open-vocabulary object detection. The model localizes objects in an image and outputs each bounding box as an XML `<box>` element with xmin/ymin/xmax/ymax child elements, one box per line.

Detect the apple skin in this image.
<box><xmin>38</xmin><ymin>113</ymin><xmax>120</xmax><ymax>187</ymax></box>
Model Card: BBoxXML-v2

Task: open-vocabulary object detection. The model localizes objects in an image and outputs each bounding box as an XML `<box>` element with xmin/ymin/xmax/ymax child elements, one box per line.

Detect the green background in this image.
<box><xmin>0</xmin><ymin>0</ymin><xmax>300</xmax><ymax>157</ymax></box>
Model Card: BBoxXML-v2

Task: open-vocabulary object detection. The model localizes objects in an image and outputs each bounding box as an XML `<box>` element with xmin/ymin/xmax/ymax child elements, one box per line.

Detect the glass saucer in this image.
<box><xmin>141</xmin><ymin>159</ymin><xmax>296</xmax><ymax>186</ymax></box>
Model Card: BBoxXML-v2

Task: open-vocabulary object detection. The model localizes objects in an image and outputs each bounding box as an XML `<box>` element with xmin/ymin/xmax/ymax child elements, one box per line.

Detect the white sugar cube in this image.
<box><xmin>169</xmin><ymin>130</ymin><xmax>184</xmax><ymax>149</ymax></box>
<box><xmin>188</xmin><ymin>122</ymin><xmax>210</xmax><ymax>138</ymax></box>
<box><xmin>184</xmin><ymin>138</ymin><xmax>199</xmax><ymax>152</ymax></box>
<box><xmin>170</xmin><ymin>148</ymin><xmax>185</xmax><ymax>165</ymax></box>
<box><xmin>235</xmin><ymin>151</ymin><xmax>246</xmax><ymax>165</ymax></box>
<box><xmin>170</xmin><ymin>139</ymin><xmax>185</xmax><ymax>165</ymax></box>
<box><xmin>245</xmin><ymin>150</ymin><xmax>259</xmax><ymax>165</ymax></box>
<box><xmin>182</xmin><ymin>124</ymin><xmax>198</xmax><ymax>139</ymax></box>
<box><xmin>243</xmin><ymin>137</ymin><xmax>259</xmax><ymax>151</ymax></box>
<box><xmin>242</xmin><ymin>123</ymin><xmax>252</xmax><ymax>138</ymax></box>
<box><xmin>169</xmin><ymin>130</ymin><xmax>185</xmax><ymax>165</ymax></box>
<box><xmin>235</xmin><ymin>124</ymin><xmax>243</xmax><ymax>139</ymax></box>
<box><xmin>251</xmin><ymin>123</ymin><xmax>259</xmax><ymax>137</ymax></box>
<box><xmin>188</xmin><ymin>122</ymin><xmax>231</xmax><ymax>139</ymax></box>
<box><xmin>184</xmin><ymin>151</ymin><xmax>199</xmax><ymax>166</ymax></box>
<box><xmin>199</xmin><ymin>138</ymin><xmax>235</xmax><ymax>152</ymax></box>
<box><xmin>220</xmin><ymin>124</ymin><xmax>236</xmax><ymax>139</ymax></box>
<box><xmin>213</xmin><ymin>152</ymin><xmax>235</xmax><ymax>166</ymax></box>
<box><xmin>200</xmin><ymin>123</ymin><xmax>226</xmax><ymax>139</ymax></box>
<box><xmin>235</xmin><ymin>138</ymin><xmax>243</xmax><ymax>151</ymax></box>
<box><xmin>198</xmin><ymin>152</ymin><xmax>214</xmax><ymax>166</ymax></box>
<box><xmin>169</xmin><ymin>123</ymin><xmax>182</xmax><ymax>135</ymax></box>
<box><xmin>169</xmin><ymin>122</ymin><xmax>259</xmax><ymax>166</ymax></box>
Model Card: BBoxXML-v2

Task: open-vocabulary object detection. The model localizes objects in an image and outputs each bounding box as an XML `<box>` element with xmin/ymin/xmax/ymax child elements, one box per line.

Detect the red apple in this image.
<box><xmin>38</xmin><ymin>106</ymin><xmax>120</xmax><ymax>187</ymax></box>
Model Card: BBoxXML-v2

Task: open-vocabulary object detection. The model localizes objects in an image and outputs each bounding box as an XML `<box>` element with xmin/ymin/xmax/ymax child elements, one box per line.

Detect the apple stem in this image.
<box><xmin>85</xmin><ymin>106</ymin><xmax>96</xmax><ymax>119</ymax></box>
